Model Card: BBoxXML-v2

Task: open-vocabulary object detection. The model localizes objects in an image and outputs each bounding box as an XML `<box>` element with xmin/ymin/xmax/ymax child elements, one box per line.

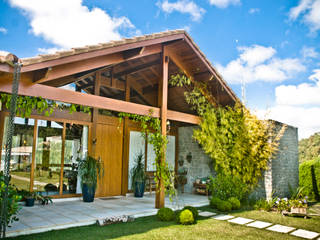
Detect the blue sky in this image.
<box><xmin>0</xmin><ymin>0</ymin><xmax>319</xmax><ymax>139</ymax></box>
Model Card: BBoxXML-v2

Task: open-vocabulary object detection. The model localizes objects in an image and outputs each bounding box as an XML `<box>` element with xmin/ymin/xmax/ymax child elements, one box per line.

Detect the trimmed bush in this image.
<box><xmin>182</xmin><ymin>206</ymin><xmax>198</xmax><ymax>220</ymax></box>
<box><xmin>217</xmin><ymin>200</ymin><xmax>232</xmax><ymax>212</ymax></box>
<box><xmin>156</xmin><ymin>207</ymin><xmax>175</xmax><ymax>221</ymax></box>
<box><xmin>300</xmin><ymin>158</ymin><xmax>320</xmax><ymax>200</ymax></box>
<box><xmin>228</xmin><ymin>197</ymin><xmax>241</xmax><ymax>210</ymax></box>
<box><xmin>210</xmin><ymin>197</ymin><xmax>222</xmax><ymax>209</ymax></box>
<box><xmin>179</xmin><ymin>209</ymin><xmax>194</xmax><ymax>225</ymax></box>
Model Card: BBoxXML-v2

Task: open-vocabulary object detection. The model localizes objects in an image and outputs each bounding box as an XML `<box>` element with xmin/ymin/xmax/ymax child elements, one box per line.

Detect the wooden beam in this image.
<box><xmin>156</xmin><ymin>48</ymin><xmax>168</xmax><ymax>209</ymax></box>
<box><xmin>33</xmin><ymin>44</ymin><xmax>162</xmax><ymax>84</ymax></box>
<box><xmin>113</xmin><ymin>60</ymin><xmax>160</xmax><ymax>79</ymax></box>
<box><xmin>0</xmin><ymin>76</ymin><xmax>199</xmax><ymax>124</ymax></box>
<box><xmin>91</xmin><ymin>71</ymin><xmax>101</xmax><ymax>156</ymax></box>
<box><xmin>167</xmin><ymin>110</ymin><xmax>200</xmax><ymax>125</ymax></box>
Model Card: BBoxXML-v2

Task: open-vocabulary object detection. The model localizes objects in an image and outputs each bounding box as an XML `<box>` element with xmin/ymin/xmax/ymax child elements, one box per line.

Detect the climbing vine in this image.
<box><xmin>0</xmin><ymin>93</ymin><xmax>91</xmax><ymax>118</ymax></box>
<box><xmin>119</xmin><ymin>110</ymin><xmax>176</xmax><ymax>201</ymax></box>
<box><xmin>169</xmin><ymin>74</ymin><xmax>285</xmax><ymax>189</ymax></box>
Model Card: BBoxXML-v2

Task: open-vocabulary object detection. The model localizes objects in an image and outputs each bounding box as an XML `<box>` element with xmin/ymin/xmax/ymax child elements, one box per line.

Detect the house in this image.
<box><xmin>0</xmin><ymin>30</ymin><xmax>297</xmax><ymax>209</ymax></box>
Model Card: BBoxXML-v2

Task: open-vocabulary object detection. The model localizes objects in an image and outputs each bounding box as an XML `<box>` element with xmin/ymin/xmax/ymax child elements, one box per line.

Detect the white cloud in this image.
<box><xmin>216</xmin><ymin>45</ymin><xmax>305</xmax><ymax>84</ymax></box>
<box><xmin>289</xmin><ymin>0</ymin><xmax>320</xmax><ymax>32</ymax></box>
<box><xmin>158</xmin><ymin>0</ymin><xmax>205</xmax><ymax>21</ymax></box>
<box><xmin>257</xmin><ymin>105</ymin><xmax>320</xmax><ymax>139</ymax></box>
<box><xmin>257</xmin><ymin>69</ymin><xmax>320</xmax><ymax>139</ymax></box>
<box><xmin>0</xmin><ymin>27</ymin><xmax>7</xmax><ymax>34</ymax></box>
<box><xmin>9</xmin><ymin>0</ymin><xmax>136</xmax><ymax>49</ymax></box>
<box><xmin>208</xmin><ymin>0</ymin><xmax>240</xmax><ymax>8</ymax></box>
<box><xmin>248</xmin><ymin>8</ymin><xmax>260</xmax><ymax>14</ymax></box>
<box><xmin>301</xmin><ymin>46</ymin><xmax>319</xmax><ymax>59</ymax></box>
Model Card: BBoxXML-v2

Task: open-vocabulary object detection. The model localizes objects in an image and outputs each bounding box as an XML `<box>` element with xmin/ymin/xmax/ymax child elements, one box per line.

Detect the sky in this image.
<box><xmin>0</xmin><ymin>0</ymin><xmax>319</xmax><ymax>139</ymax></box>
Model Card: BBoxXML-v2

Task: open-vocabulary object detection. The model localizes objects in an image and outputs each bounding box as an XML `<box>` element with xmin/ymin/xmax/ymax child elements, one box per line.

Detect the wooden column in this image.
<box><xmin>29</xmin><ymin>119</ymin><xmax>38</xmax><ymax>192</ymax></box>
<box><xmin>59</xmin><ymin>122</ymin><xmax>66</xmax><ymax>195</ymax></box>
<box><xmin>155</xmin><ymin>47</ymin><xmax>168</xmax><ymax>209</ymax></box>
<box><xmin>121</xmin><ymin>75</ymin><xmax>130</xmax><ymax>195</ymax></box>
<box><xmin>91</xmin><ymin>71</ymin><xmax>101</xmax><ymax>156</ymax></box>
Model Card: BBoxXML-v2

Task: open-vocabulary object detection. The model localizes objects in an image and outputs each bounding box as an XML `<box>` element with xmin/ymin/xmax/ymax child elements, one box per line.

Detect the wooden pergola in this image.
<box><xmin>0</xmin><ymin>30</ymin><xmax>237</xmax><ymax>208</ymax></box>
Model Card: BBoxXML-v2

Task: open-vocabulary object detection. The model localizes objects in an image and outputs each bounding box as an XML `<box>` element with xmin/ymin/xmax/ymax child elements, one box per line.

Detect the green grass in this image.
<box><xmin>8</xmin><ymin>206</ymin><xmax>320</xmax><ymax>240</ymax></box>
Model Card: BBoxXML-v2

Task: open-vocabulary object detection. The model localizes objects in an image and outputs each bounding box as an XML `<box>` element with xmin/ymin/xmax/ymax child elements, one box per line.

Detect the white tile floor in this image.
<box><xmin>7</xmin><ymin>193</ymin><xmax>209</xmax><ymax>238</ymax></box>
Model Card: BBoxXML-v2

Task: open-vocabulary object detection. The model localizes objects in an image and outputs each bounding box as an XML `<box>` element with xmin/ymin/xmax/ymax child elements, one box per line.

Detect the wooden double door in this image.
<box><xmin>95</xmin><ymin>119</ymin><xmax>123</xmax><ymax>197</ymax></box>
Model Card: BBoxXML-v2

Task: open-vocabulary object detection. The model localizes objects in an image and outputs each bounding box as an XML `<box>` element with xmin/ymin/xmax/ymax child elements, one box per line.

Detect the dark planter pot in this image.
<box><xmin>82</xmin><ymin>183</ymin><xmax>96</xmax><ymax>202</ymax></box>
<box><xmin>134</xmin><ymin>182</ymin><xmax>145</xmax><ymax>198</ymax></box>
<box><xmin>25</xmin><ymin>198</ymin><xmax>35</xmax><ymax>207</ymax></box>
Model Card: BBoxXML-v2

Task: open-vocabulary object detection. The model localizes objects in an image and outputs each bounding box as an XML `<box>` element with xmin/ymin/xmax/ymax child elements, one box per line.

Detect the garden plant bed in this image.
<box><xmin>7</xmin><ymin>206</ymin><xmax>320</xmax><ymax>240</ymax></box>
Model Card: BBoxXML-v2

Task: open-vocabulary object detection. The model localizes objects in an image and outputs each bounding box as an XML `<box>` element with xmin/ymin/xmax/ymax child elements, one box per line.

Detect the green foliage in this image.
<box><xmin>78</xmin><ymin>156</ymin><xmax>103</xmax><ymax>189</ymax></box>
<box><xmin>299</xmin><ymin>132</ymin><xmax>320</xmax><ymax>163</ymax></box>
<box><xmin>156</xmin><ymin>207</ymin><xmax>175</xmax><ymax>221</ymax></box>
<box><xmin>228</xmin><ymin>197</ymin><xmax>241</xmax><ymax>210</ymax></box>
<box><xmin>0</xmin><ymin>173</ymin><xmax>22</xmax><ymax>227</ymax></box>
<box><xmin>289</xmin><ymin>199</ymin><xmax>307</xmax><ymax>208</ymax></box>
<box><xmin>207</xmin><ymin>174</ymin><xmax>249</xmax><ymax>201</ymax></box>
<box><xmin>275</xmin><ymin>198</ymin><xmax>290</xmax><ymax>212</ymax></box>
<box><xmin>253</xmin><ymin>199</ymin><xmax>274</xmax><ymax>212</ymax></box>
<box><xmin>131</xmin><ymin>151</ymin><xmax>146</xmax><ymax>190</ymax></box>
<box><xmin>210</xmin><ymin>197</ymin><xmax>222</xmax><ymax>209</ymax></box>
<box><xmin>119</xmin><ymin>111</ymin><xmax>176</xmax><ymax>201</ymax></box>
<box><xmin>179</xmin><ymin>209</ymin><xmax>194</xmax><ymax>225</ymax></box>
<box><xmin>217</xmin><ymin>200</ymin><xmax>232</xmax><ymax>212</ymax></box>
<box><xmin>299</xmin><ymin>158</ymin><xmax>320</xmax><ymax>200</ymax></box>
<box><xmin>169</xmin><ymin>74</ymin><xmax>285</xmax><ymax>189</ymax></box>
<box><xmin>182</xmin><ymin>206</ymin><xmax>198</xmax><ymax>220</ymax></box>
<box><xmin>0</xmin><ymin>93</ymin><xmax>91</xmax><ymax>118</ymax></box>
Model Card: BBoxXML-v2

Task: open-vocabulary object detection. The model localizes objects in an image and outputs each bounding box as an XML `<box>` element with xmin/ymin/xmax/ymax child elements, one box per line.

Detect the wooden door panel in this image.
<box><xmin>95</xmin><ymin>123</ymin><xmax>123</xmax><ymax>197</ymax></box>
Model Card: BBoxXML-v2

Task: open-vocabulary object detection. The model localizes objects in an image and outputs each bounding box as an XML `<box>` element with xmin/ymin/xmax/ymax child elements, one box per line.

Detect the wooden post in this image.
<box><xmin>121</xmin><ymin>75</ymin><xmax>130</xmax><ymax>195</ymax></box>
<box><xmin>59</xmin><ymin>122</ymin><xmax>66</xmax><ymax>195</ymax></box>
<box><xmin>29</xmin><ymin>119</ymin><xmax>38</xmax><ymax>192</ymax></box>
<box><xmin>91</xmin><ymin>71</ymin><xmax>101</xmax><ymax>157</ymax></box>
<box><xmin>155</xmin><ymin>47</ymin><xmax>168</xmax><ymax>209</ymax></box>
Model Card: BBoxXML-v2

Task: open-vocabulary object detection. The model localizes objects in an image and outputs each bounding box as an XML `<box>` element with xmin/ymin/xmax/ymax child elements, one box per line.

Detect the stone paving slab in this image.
<box><xmin>199</xmin><ymin>211</ymin><xmax>216</xmax><ymax>217</ymax></box>
<box><xmin>212</xmin><ymin>214</ymin><xmax>235</xmax><ymax>220</ymax></box>
<box><xmin>267</xmin><ymin>224</ymin><xmax>296</xmax><ymax>233</ymax></box>
<box><xmin>246</xmin><ymin>220</ymin><xmax>273</xmax><ymax>229</ymax></box>
<box><xmin>228</xmin><ymin>217</ymin><xmax>254</xmax><ymax>225</ymax></box>
<box><xmin>290</xmin><ymin>229</ymin><xmax>320</xmax><ymax>239</ymax></box>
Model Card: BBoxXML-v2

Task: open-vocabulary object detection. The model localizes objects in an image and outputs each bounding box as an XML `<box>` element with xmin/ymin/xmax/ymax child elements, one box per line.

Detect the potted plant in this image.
<box><xmin>78</xmin><ymin>156</ymin><xmax>103</xmax><ymax>202</ymax></box>
<box><xmin>131</xmin><ymin>151</ymin><xmax>146</xmax><ymax>197</ymax></box>
<box><xmin>23</xmin><ymin>191</ymin><xmax>53</xmax><ymax>207</ymax></box>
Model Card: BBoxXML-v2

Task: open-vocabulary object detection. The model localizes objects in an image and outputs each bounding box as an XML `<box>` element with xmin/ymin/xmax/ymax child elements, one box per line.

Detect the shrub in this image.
<box><xmin>217</xmin><ymin>200</ymin><xmax>232</xmax><ymax>212</ymax></box>
<box><xmin>299</xmin><ymin>158</ymin><xmax>320</xmax><ymax>200</ymax></box>
<box><xmin>207</xmin><ymin>174</ymin><xmax>249</xmax><ymax>201</ymax></box>
<box><xmin>182</xmin><ymin>206</ymin><xmax>198</xmax><ymax>220</ymax></box>
<box><xmin>210</xmin><ymin>197</ymin><xmax>222</xmax><ymax>209</ymax></box>
<box><xmin>254</xmin><ymin>199</ymin><xmax>272</xmax><ymax>211</ymax></box>
<box><xmin>156</xmin><ymin>207</ymin><xmax>175</xmax><ymax>221</ymax></box>
<box><xmin>179</xmin><ymin>209</ymin><xmax>194</xmax><ymax>225</ymax></box>
<box><xmin>275</xmin><ymin>198</ymin><xmax>290</xmax><ymax>212</ymax></box>
<box><xmin>0</xmin><ymin>173</ymin><xmax>22</xmax><ymax>227</ymax></box>
<box><xmin>228</xmin><ymin>197</ymin><xmax>241</xmax><ymax>210</ymax></box>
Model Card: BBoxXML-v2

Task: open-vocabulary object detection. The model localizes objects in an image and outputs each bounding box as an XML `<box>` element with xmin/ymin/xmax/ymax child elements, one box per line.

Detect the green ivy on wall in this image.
<box><xmin>0</xmin><ymin>93</ymin><xmax>91</xmax><ymax>118</ymax></box>
<box><xmin>169</xmin><ymin>74</ymin><xmax>285</xmax><ymax>189</ymax></box>
<box><xmin>119</xmin><ymin>110</ymin><xmax>176</xmax><ymax>201</ymax></box>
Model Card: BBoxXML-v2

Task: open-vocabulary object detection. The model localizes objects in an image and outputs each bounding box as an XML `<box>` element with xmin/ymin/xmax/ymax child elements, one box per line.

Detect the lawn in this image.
<box><xmin>8</xmin><ymin>206</ymin><xmax>320</xmax><ymax>240</ymax></box>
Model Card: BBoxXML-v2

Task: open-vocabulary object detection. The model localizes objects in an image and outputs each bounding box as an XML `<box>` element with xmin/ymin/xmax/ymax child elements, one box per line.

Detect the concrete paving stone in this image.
<box><xmin>290</xmin><ymin>229</ymin><xmax>320</xmax><ymax>239</ymax></box>
<box><xmin>7</xmin><ymin>222</ymin><xmax>30</xmax><ymax>232</ymax></box>
<box><xmin>246</xmin><ymin>220</ymin><xmax>273</xmax><ymax>229</ymax></box>
<box><xmin>228</xmin><ymin>217</ymin><xmax>254</xmax><ymax>225</ymax></box>
<box><xmin>24</xmin><ymin>220</ymin><xmax>54</xmax><ymax>229</ymax></box>
<box><xmin>199</xmin><ymin>211</ymin><xmax>217</xmax><ymax>217</ymax></box>
<box><xmin>212</xmin><ymin>215</ymin><xmax>235</xmax><ymax>220</ymax></box>
<box><xmin>267</xmin><ymin>224</ymin><xmax>295</xmax><ymax>233</ymax></box>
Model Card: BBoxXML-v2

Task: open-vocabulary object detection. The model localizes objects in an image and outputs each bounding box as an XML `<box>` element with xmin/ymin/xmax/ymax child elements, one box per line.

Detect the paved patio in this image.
<box><xmin>7</xmin><ymin>193</ymin><xmax>209</xmax><ymax>237</ymax></box>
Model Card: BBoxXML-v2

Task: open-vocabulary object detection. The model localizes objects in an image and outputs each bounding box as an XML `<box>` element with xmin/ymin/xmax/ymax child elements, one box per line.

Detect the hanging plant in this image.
<box><xmin>0</xmin><ymin>93</ymin><xmax>91</xmax><ymax>118</ymax></box>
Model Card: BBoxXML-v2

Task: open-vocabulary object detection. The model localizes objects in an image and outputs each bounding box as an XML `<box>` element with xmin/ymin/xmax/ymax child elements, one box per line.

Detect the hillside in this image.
<box><xmin>299</xmin><ymin>132</ymin><xmax>320</xmax><ymax>163</ymax></box>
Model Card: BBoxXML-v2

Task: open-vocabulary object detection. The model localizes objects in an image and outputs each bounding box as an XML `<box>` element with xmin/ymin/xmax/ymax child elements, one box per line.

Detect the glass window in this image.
<box><xmin>1</xmin><ymin>117</ymin><xmax>34</xmax><ymax>191</ymax></box>
<box><xmin>147</xmin><ymin>134</ymin><xmax>176</xmax><ymax>172</ymax></box>
<box><xmin>63</xmin><ymin>123</ymin><xmax>88</xmax><ymax>194</ymax></box>
<box><xmin>128</xmin><ymin>131</ymin><xmax>145</xmax><ymax>190</ymax></box>
<box><xmin>34</xmin><ymin>120</ymin><xmax>63</xmax><ymax>195</ymax></box>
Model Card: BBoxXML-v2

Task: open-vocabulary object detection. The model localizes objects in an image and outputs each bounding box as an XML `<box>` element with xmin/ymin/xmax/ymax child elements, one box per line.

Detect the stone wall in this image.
<box><xmin>178</xmin><ymin>121</ymin><xmax>299</xmax><ymax>198</ymax></box>
<box><xmin>178</xmin><ymin>126</ymin><xmax>213</xmax><ymax>193</ymax></box>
